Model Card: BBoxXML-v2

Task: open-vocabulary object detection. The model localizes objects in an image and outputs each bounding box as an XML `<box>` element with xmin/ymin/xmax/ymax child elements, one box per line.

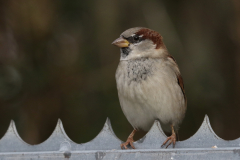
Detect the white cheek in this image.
<box><xmin>132</xmin><ymin>41</ymin><xmax>142</xmax><ymax>46</ymax></box>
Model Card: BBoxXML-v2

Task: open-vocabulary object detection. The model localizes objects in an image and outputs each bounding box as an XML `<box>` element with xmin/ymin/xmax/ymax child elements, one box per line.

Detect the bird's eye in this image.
<box><xmin>126</xmin><ymin>35</ymin><xmax>142</xmax><ymax>44</ymax></box>
<box><xmin>134</xmin><ymin>36</ymin><xmax>139</xmax><ymax>41</ymax></box>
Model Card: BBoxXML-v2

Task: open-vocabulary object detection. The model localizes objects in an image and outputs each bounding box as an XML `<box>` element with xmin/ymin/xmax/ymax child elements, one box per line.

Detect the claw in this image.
<box><xmin>121</xmin><ymin>129</ymin><xmax>137</xmax><ymax>149</ymax></box>
<box><xmin>120</xmin><ymin>137</ymin><xmax>135</xmax><ymax>149</ymax></box>
<box><xmin>161</xmin><ymin>125</ymin><xmax>177</xmax><ymax>148</ymax></box>
<box><xmin>130</xmin><ymin>141</ymin><xmax>135</xmax><ymax>149</ymax></box>
<box><xmin>161</xmin><ymin>133</ymin><xmax>176</xmax><ymax>148</ymax></box>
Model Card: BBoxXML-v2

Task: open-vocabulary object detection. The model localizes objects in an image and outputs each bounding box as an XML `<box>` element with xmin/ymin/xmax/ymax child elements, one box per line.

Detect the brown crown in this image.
<box><xmin>136</xmin><ymin>28</ymin><xmax>163</xmax><ymax>49</ymax></box>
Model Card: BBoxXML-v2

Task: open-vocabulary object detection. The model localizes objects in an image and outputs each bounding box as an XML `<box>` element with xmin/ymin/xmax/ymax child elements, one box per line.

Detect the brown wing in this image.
<box><xmin>167</xmin><ymin>55</ymin><xmax>187</xmax><ymax>105</ymax></box>
<box><xmin>177</xmin><ymin>74</ymin><xmax>187</xmax><ymax>104</ymax></box>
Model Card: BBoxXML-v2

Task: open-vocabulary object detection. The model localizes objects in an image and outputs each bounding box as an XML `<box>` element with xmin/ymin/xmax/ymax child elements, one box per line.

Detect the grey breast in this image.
<box><xmin>126</xmin><ymin>58</ymin><xmax>156</xmax><ymax>85</ymax></box>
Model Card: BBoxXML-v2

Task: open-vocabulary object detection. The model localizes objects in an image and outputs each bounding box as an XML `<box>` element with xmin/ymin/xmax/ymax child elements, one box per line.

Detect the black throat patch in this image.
<box><xmin>120</xmin><ymin>47</ymin><xmax>131</xmax><ymax>58</ymax></box>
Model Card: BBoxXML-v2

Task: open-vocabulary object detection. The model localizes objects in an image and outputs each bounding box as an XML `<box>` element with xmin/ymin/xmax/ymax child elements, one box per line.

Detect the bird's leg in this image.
<box><xmin>121</xmin><ymin>129</ymin><xmax>137</xmax><ymax>149</ymax></box>
<box><xmin>161</xmin><ymin>125</ymin><xmax>176</xmax><ymax>148</ymax></box>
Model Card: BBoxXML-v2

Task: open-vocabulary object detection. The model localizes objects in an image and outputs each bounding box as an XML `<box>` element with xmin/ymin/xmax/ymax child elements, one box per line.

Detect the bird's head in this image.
<box><xmin>112</xmin><ymin>27</ymin><xmax>167</xmax><ymax>61</ymax></box>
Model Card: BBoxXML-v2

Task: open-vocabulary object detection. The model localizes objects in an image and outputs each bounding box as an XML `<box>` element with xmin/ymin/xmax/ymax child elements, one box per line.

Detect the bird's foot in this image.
<box><xmin>121</xmin><ymin>137</ymin><xmax>135</xmax><ymax>149</ymax></box>
<box><xmin>161</xmin><ymin>132</ymin><xmax>176</xmax><ymax>148</ymax></box>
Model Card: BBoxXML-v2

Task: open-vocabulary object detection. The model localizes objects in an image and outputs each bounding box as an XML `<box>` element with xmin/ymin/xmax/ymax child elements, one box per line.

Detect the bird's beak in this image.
<box><xmin>112</xmin><ymin>37</ymin><xmax>129</xmax><ymax>48</ymax></box>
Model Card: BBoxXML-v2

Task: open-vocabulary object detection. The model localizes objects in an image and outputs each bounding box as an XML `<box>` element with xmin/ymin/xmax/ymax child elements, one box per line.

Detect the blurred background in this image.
<box><xmin>0</xmin><ymin>0</ymin><xmax>240</xmax><ymax>144</ymax></box>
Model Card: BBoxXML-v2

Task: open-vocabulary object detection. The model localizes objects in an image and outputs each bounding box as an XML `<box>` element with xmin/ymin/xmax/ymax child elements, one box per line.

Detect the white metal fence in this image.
<box><xmin>0</xmin><ymin>115</ymin><xmax>239</xmax><ymax>159</ymax></box>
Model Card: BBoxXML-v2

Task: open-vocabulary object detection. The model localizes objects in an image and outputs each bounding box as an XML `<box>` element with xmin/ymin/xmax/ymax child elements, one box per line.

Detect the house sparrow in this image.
<box><xmin>112</xmin><ymin>27</ymin><xmax>187</xmax><ymax>149</ymax></box>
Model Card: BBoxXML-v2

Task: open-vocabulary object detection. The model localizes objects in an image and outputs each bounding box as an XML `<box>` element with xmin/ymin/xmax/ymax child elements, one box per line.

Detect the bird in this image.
<box><xmin>112</xmin><ymin>27</ymin><xmax>187</xmax><ymax>149</ymax></box>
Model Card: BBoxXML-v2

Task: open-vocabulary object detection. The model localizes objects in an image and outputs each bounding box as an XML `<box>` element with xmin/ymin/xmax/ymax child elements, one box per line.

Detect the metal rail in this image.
<box><xmin>0</xmin><ymin>115</ymin><xmax>239</xmax><ymax>159</ymax></box>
